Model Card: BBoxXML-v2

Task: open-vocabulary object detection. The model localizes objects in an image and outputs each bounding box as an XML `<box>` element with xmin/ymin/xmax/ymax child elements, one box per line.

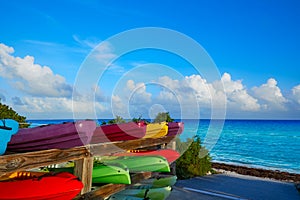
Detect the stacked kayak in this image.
<box><xmin>134</xmin><ymin>175</ymin><xmax>177</xmax><ymax>188</ymax></box>
<box><xmin>166</xmin><ymin>122</ymin><xmax>184</xmax><ymax>136</ymax></box>
<box><xmin>115</xmin><ymin>149</ymin><xmax>180</xmax><ymax>164</ymax></box>
<box><xmin>48</xmin><ymin>163</ymin><xmax>131</xmax><ymax>184</ymax></box>
<box><xmin>0</xmin><ymin>171</ymin><xmax>47</xmax><ymax>181</ymax></box>
<box><xmin>108</xmin><ymin>175</ymin><xmax>176</xmax><ymax>200</ymax></box>
<box><xmin>143</xmin><ymin>122</ymin><xmax>168</xmax><ymax>138</ymax></box>
<box><xmin>109</xmin><ymin>186</ymin><xmax>171</xmax><ymax>200</ymax></box>
<box><xmin>100</xmin><ymin>155</ymin><xmax>170</xmax><ymax>173</ymax></box>
<box><xmin>91</xmin><ymin>122</ymin><xmax>147</xmax><ymax>143</ymax></box>
<box><xmin>0</xmin><ymin>119</ymin><xmax>19</xmax><ymax>155</ymax></box>
<box><xmin>7</xmin><ymin>120</ymin><xmax>96</xmax><ymax>152</ymax></box>
<box><xmin>0</xmin><ymin>172</ymin><xmax>83</xmax><ymax>200</ymax></box>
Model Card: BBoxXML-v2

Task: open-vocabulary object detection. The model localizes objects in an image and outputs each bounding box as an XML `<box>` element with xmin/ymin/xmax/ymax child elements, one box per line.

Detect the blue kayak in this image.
<box><xmin>0</xmin><ymin>119</ymin><xmax>19</xmax><ymax>155</ymax></box>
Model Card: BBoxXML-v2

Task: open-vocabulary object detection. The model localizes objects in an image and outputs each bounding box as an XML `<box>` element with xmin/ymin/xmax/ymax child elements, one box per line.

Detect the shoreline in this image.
<box><xmin>212</xmin><ymin>162</ymin><xmax>300</xmax><ymax>183</ymax></box>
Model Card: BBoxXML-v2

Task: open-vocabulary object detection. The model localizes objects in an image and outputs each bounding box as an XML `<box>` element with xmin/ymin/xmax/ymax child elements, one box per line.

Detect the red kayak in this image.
<box><xmin>167</xmin><ymin>122</ymin><xmax>184</xmax><ymax>136</ymax></box>
<box><xmin>0</xmin><ymin>172</ymin><xmax>83</xmax><ymax>200</ymax></box>
<box><xmin>91</xmin><ymin>121</ymin><xmax>147</xmax><ymax>143</ymax></box>
<box><xmin>115</xmin><ymin>149</ymin><xmax>180</xmax><ymax>163</ymax></box>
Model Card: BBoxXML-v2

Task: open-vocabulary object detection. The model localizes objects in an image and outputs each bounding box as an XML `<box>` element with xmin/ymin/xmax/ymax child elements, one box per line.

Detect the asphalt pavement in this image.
<box><xmin>167</xmin><ymin>173</ymin><xmax>300</xmax><ymax>200</ymax></box>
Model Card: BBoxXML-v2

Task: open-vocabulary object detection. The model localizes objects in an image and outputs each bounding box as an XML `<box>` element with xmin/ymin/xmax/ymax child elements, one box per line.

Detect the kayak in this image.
<box><xmin>0</xmin><ymin>119</ymin><xmax>19</xmax><ymax>155</ymax></box>
<box><xmin>115</xmin><ymin>149</ymin><xmax>180</xmax><ymax>164</ymax></box>
<box><xmin>137</xmin><ymin>175</ymin><xmax>177</xmax><ymax>188</ymax></box>
<box><xmin>7</xmin><ymin>120</ymin><xmax>96</xmax><ymax>152</ymax></box>
<box><xmin>108</xmin><ymin>195</ymin><xmax>144</xmax><ymax>200</ymax></box>
<box><xmin>110</xmin><ymin>186</ymin><xmax>171</xmax><ymax>200</ymax></box>
<box><xmin>101</xmin><ymin>155</ymin><xmax>170</xmax><ymax>173</ymax></box>
<box><xmin>91</xmin><ymin>122</ymin><xmax>147</xmax><ymax>143</ymax></box>
<box><xmin>0</xmin><ymin>172</ymin><xmax>83</xmax><ymax>200</ymax></box>
<box><xmin>48</xmin><ymin>163</ymin><xmax>131</xmax><ymax>184</ymax></box>
<box><xmin>143</xmin><ymin>122</ymin><xmax>168</xmax><ymax>138</ymax></box>
<box><xmin>166</xmin><ymin>122</ymin><xmax>184</xmax><ymax>136</ymax></box>
<box><xmin>0</xmin><ymin>171</ymin><xmax>48</xmax><ymax>181</ymax></box>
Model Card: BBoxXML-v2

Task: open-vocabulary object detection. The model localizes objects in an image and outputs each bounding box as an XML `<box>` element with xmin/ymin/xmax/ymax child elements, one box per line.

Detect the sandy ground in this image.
<box><xmin>167</xmin><ymin>173</ymin><xmax>300</xmax><ymax>200</ymax></box>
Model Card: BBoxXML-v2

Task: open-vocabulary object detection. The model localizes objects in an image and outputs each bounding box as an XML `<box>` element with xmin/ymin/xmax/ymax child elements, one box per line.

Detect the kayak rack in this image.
<box><xmin>0</xmin><ymin>136</ymin><xmax>176</xmax><ymax>199</ymax></box>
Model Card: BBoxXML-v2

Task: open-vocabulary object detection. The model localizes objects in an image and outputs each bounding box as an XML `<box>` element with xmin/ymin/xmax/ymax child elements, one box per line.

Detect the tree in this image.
<box><xmin>176</xmin><ymin>136</ymin><xmax>212</xmax><ymax>179</ymax></box>
<box><xmin>0</xmin><ymin>102</ymin><xmax>29</xmax><ymax>128</ymax></box>
<box><xmin>107</xmin><ymin>115</ymin><xmax>126</xmax><ymax>124</ymax></box>
<box><xmin>132</xmin><ymin>115</ymin><xmax>150</xmax><ymax>124</ymax></box>
<box><xmin>153</xmin><ymin>112</ymin><xmax>174</xmax><ymax>123</ymax></box>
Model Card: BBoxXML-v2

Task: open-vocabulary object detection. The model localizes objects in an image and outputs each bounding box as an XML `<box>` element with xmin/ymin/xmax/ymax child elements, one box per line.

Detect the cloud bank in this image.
<box><xmin>0</xmin><ymin>42</ymin><xmax>299</xmax><ymax>119</ymax></box>
<box><xmin>0</xmin><ymin>43</ymin><xmax>73</xmax><ymax>97</ymax></box>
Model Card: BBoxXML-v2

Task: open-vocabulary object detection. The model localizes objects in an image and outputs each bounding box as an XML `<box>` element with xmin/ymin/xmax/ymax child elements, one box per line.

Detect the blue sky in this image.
<box><xmin>0</xmin><ymin>0</ymin><xmax>299</xmax><ymax>119</ymax></box>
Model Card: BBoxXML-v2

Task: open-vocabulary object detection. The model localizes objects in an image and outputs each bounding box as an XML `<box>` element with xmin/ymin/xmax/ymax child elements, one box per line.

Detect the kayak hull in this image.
<box><xmin>102</xmin><ymin>155</ymin><xmax>170</xmax><ymax>173</ymax></box>
<box><xmin>0</xmin><ymin>119</ymin><xmax>19</xmax><ymax>155</ymax></box>
<box><xmin>116</xmin><ymin>149</ymin><xmax>180</xmax><ymax>164</ymax></box>
<box><xmin>7</xmin><ymin>120</ymin><xmax>96</xmax><ymax>152</ymax></box>
<box><xmin>111</xmin><ymin>186</ymin><xmax>172</xmax><ymax>200</ymax></box>
<box><xmin>167</xmin><ymin>122</ymin><xmax>184</xmax><ymax>136</ymax></box>
<box><xmin>137</xmin><ymin>175</ymin><xmax>177</xmax><ymax>188</ymax></box>
<box><xmin>48</xmin><ymin>163</ymin><xmax>131</xmax><ymax>184</ymax></box>
<box><xmin>143</xmin><ymin>122</ymin><xmax>168</xmax><ymax>138</ymax></box>
<box><xmin>0</xmin><ymin>172</ymin><xmax>83</xmax><ymax>200</ymax></box>
<box><xmin>91</xmin><ymin>122</ymin><xmax>147</xmax><ymax>143</ymax></box>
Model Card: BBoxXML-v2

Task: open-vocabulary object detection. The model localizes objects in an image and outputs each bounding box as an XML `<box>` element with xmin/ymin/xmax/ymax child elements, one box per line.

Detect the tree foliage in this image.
<box><xmin>153</xmin><ymin>112</ymin><xmax>174</xmax><ymax>123</ymax></box>
<box><xmin>0</xmin><ymin>101</ymin><xmax>29</xmax><ymax>128</ymax></box>
<box><xmin>132</xmin><ymin>115</ymin><xmax>150</xmax><ymax>124</ymax></box>
<box><xmin>107</xmin><ymin>115</ymin><xmax>126</xmax><ymax>124</ymax></box>
<box><xmin>176</xmin><ymin>136</ymin><xmax>212</xmax><ymax>179</ymax></box>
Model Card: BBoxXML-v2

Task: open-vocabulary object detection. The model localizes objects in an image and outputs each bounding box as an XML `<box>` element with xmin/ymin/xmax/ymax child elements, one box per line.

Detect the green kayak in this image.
<box><xmin>108</xmin><ymin>195</ymin><xmax>144</xmax><ymax>200</ymax></box>
<box><xmin>133</xmin><ymin>175</ymin><xmax>177</xmax><ymax>188</ymax></box>
<box><xmin>110</xmin><ymin>186</ymin><xmax>172</xmax><ymax>200</ymax></box>
<box><xmin>48</xmin><ymin>163</ymin><xmax>131</xmax><ymax>184</ymax></box>
<box><xmin>100</xmin><ymin>155</ymin><xmax>170</xmax><ymax>173</ymax></box>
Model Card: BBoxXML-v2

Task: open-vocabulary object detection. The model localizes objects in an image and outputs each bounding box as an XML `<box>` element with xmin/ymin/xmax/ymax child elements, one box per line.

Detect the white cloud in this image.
<box><xmin>73</xmin><ymin>35</ymin><xmax>100</xmax><ymax>49</ymax></box>
<box><xmin>252</xmin><ymin>78</ymin><xmax>288</xmax><ymax>110</ymax></box>
<box><xmin>14</xmin><ymin>96</ymin><xmax>107</xmax><ymax>118</ymax></box>
<box><xmin>126</xmin><ymin>80</ymin><xmax>152</xmax><ymax>104</ymax></box>
<box><xmin>214</xmin><ymin>73</ymin><xmax>260</xmax><ymax>111</ymax></box>
<box><xmin>79</xmin><ymin>39</ymin><xmax>117</xmax><ymax>66</ymax></box>
<box><xmin>111</xmin><ymin>94</ymin><xmax>128</xmax><ymax>117</ymax></box>
<box><xmin>156</xmin><ymin>73</ymin><xmax>259</xmax><ymax>112</ymax></box>
<box><xmin>0</xmin><ymin>43</ymin><xmax>73</xmax><ymax>97</ymax></box>
<box><xmin>156</xmin><ymin>75</ymin><xmax>209</xmax><ymax>105</ymax></box>
<box><xmin>73</xmin><ymin>37</ymin><xmax>124</xmax><ymax>74</ymax></box>
<box><xmin>292</xmin><ymin>84</ymin><xmax>300</xmax><ymax>105</ymax></box>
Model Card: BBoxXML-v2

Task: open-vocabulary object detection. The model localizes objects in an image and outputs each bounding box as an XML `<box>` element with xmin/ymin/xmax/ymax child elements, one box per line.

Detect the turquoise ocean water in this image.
<box><xmin>27</xmin><ymin>119</ymin><xmax>300</xmax><ymax>174</ymax></box>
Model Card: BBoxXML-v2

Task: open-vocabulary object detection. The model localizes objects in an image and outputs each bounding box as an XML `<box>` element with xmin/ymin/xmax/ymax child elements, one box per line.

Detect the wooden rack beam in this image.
<box><xmin>0</xmin><ymin>136</ymin><xmax>175</xmax><ymax>175</ymax></box>
<box><xmin>74</xmin><ymin>157</ymin><xmax>94</xmax><ymax>194</ymax></box>
<box><xmin>75</xmin><ymin>172</ymin><xmax>153</xmax><ymax>200</ymax></box>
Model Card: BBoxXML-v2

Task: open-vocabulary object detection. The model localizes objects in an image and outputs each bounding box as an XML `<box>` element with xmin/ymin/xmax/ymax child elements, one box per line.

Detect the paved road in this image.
<box><xmin>167</xmin><ymin>174</ymin><xmax>300</xmax><ymax>200</ymax></box>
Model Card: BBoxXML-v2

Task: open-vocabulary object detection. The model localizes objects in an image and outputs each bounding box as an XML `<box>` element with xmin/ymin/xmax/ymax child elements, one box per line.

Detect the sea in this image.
<box><xmin>27</xmin><ymin>119</ymin><xmax>300</xmax><ymax>174</ymax></box>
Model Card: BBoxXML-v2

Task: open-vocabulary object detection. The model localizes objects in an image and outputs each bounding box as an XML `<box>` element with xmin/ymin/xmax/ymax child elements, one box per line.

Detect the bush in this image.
<box><xmin>132</xmin><ymin>115</ymin><xmax>150</xmax><ymax>124</ymax></box>
<box><xmin>176</xmin><ymin>136</ymin><xmax>212</xmax><ymax>179</ymax></box>
<box><xmin>153</xmin><ymin>112</ymin><xmax>174</xmax><ymax>123</ymax></box>
<box><xmin>107</xmin><ymin>115</ymin><xmax>126</xmax><ymax>124</ymax></box>
<box><xmin>0</xmin><ymin>102</ymin><xmax>29</xmax><ymax>128</ymax></box>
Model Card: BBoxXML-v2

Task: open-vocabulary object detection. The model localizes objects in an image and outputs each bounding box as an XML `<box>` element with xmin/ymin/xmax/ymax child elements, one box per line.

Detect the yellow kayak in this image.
<box><xmin>143</xmin><ymin>122</ymin><xmax>168</xmax><ymax>138</ymax></box>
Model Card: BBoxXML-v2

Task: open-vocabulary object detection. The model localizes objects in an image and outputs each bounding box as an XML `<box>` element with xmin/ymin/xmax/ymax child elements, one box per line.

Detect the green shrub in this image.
<box><xmin>176</xmin><ymin>136</ymin><xmax>212</xmax><ymax>179</ymax></box>
<box><xmin>0</xmin><ymin>102</ymin><xmax>29</xmax><ymax>128</ymax></box>
<box><xmin>107</xmin><ymin>115</ymin><xmax>126</xmax><ymax>124</ymax></box>
<box><xmin>153</xmin><ymin>112</ymin><xmax>174</xmax><ymax>123</ymax></box>
<box><xmin>132</xmin><ymin>115</ymin><xmax>150</xmax><ymax>124</ymax></box>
